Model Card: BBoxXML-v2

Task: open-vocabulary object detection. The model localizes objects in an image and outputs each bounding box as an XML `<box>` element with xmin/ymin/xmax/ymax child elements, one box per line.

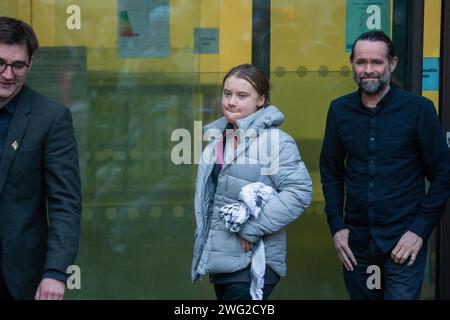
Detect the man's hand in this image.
<box><xmin>333</xmin><ymin>229</ymin><xmax>357</xmax><ymax>271</ymax></box>
<box><xmin>34</xmin><ymin>278</ymin><xmax>65</xmax><ymax>300</ymax></box>
<box><xmin>237</xmin><ymin>234</ymin><xmax>253</xmax><ymax>252</ymax></box>
<box><xmin>391</xmin><ymin>231</ymin><xmax>423</xmax><ymax>266</ymax></box>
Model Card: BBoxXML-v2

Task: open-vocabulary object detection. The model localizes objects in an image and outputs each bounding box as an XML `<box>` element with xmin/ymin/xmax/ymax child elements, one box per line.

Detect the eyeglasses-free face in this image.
<box><xmin>221</xmin><ymin>75</ymin><xmax>265</xmax><ymax>124</ymax></box>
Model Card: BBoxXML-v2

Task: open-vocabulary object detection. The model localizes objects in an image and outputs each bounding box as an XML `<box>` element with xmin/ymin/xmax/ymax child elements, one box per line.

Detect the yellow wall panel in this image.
<box><xmin>198</xmin><ymin>0</ymin><xmax>220</xmax><ymax>77</ymax></box>
<box><xmin>423</xmin><ymin>0</ymin><xmax>441</xmax><ymax>57</ymax></box>
<box><xmin>49</xmin><ymin>0</ymin><xmax>201</xmax><ymax>73</ymax></box>
<box><xmin>271</xmin><ymin>0</ymin><xmax>357</xmax><ymax>141</ymax></box>
<box><xmin>271</xmin><ymin>0</ymin><xmax>349</xmax><ymax>71</ymax></box>
<box><xmin>218</xmin><ymin>0</ymin><xmax>252</xmax><ymax>72</ymax></box>
<box><xmin>54</xmin><ymin>0</ymin><xmax>117</xmax><ymax>48</ymax></box>
<box><xmin>17</xmin><ymin>0</ymin><xmax>31</xmax><ymax>23</ymax></box>
<box><xmin>5</xmin><ymin>0</ymin><xmax>250</xmax><ymax>76</ymax></box>
<box><xmin>199</xmin><ymin>0</ymin><xmax>252</xmax><ymax>79</ymax></box>
<box><xmin>422</xmin><ymin>0</ymin><xmax>441</xmax><ymax>110</ymax></box>
<box><xmin>0</xmin><ymin>1</ymin><xmax>18</xmax><ymax>17</ymax></box>
<box><xmin>32</xmin><ymin>0</ymin><xmax>56</xmax><ymax>46</ymax></box>
<box><xmin>423</xmin><ymin>91</ymin><xmax>439</xmax><ymax>107</ymax></box>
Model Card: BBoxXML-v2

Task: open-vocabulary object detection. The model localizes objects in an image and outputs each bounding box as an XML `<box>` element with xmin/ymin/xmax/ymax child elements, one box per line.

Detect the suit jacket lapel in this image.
<box><xmin>0</xmin><ymin>86</ymin><xmax>32</xmax><ymax>196</ymax></box>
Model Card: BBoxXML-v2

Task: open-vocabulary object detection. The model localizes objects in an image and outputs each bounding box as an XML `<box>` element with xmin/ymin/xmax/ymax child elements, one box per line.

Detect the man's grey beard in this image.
<box><xmin>353</xmin><ymin>69</ymin><xmax>391</xmax><ymax>95</ymax></box>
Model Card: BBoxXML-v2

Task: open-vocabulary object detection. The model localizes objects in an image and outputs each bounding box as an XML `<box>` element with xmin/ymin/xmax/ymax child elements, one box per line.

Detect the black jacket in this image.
<box><xmin>0</xmin><ymin>85</ymin><xmax>81</xmax><ymax>299</ymax></box>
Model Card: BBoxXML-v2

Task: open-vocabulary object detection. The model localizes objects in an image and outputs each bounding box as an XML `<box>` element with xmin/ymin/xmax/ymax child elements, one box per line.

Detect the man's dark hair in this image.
<box><xmin>350</xmin><ymin>31</ymin><xmax>397</xmax><ymax>62</ymax></box>
<box><xmin>0</xmin><ymin>16</ymin><xmax>39</xmax><ymax>60</ymax></box>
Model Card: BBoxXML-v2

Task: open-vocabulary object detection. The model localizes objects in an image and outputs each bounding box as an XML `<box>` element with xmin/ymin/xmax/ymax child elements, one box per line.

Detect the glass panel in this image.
<box><xmin>1</xmin><ymin>0</ymin><xmax>438</xmax><ymax>299</ymax></box>
<box><xmin>0</xmin><ymin>2</ymin><xmax>17</xmax><ymax>16</ymax></box>
<box><xmin>270</xmin><ymin>0</ymin><xmax>355</xmax><ymax>299</ymax></box>
<box><xmin>3</xmin><ymin>0</ymin><xmax>232</xmax><ymax>299</ymax></box>
<box><xmin>270</xmin><ymin>0</ymin><xmax>437</xmax><ymax>300</ymax></box>
<box><xmin>54</xmin><ymin>0</ymin><xmax>202</xmax><ymax>299</ymax></box>
<box><xmin>269</xmin><ymin>69</ymin><xmax>354</xmax><ymax>298</ymax></box>
<box><xmin>21</xmin><ymin>0</ymin><xmax>251</xmax><ymax>299</ymax></box>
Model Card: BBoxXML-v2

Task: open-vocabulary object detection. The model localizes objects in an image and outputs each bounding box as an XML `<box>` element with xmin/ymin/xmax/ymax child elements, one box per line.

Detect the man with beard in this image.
<box><xmin>319</xmin><ymin>31</ymin><xmax>450</xmax><ymax>299</ymax></box>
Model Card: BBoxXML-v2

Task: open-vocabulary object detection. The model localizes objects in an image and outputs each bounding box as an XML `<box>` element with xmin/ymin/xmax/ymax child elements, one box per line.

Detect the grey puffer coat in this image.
<box><xmin>191</xmin><ymin>105</ymin><xmax>312</xmax><ymax>282</ymax></box>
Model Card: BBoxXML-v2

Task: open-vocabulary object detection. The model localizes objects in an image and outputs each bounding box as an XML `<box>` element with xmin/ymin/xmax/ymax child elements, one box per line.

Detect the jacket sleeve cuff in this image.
<box><xmin>408</xmin><ymin>217</ymin><xmax>436</xmax><ymax>240</ymax></box>
<box><xmin>239</xmin><ymin>222</ymin><xmax>261</xmax><ymax>244</ymax></box>
<box><xmin>327</xmin><ymin>214</ymin><xmax>347</xmax><ymax>236</ymax></box>
<box><xmin>43</xmin><ymin>269</ymin><xmax>68</xmax><ymax>284</ymax></box>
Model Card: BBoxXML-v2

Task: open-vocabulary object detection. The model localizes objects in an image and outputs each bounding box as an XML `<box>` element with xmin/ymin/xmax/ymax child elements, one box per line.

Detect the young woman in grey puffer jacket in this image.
<box><xmin>192</xmin><ymin>64</ymin><xmax>313</xmax><ymax>300</ymax></box>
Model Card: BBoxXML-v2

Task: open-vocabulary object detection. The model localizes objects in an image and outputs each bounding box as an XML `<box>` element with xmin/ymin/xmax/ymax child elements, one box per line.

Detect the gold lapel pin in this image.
<box><xmin>12</xmin><ymin>141</ymin><xmax>19</xmax><ymax>151</ymax></box>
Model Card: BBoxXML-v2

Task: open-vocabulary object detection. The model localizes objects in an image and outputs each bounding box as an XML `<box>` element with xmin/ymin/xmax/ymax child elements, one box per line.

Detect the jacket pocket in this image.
<box><xmin>204</xmin><ymin>229</ymin><xmax>246</xmax><ymax>274</ymax></box>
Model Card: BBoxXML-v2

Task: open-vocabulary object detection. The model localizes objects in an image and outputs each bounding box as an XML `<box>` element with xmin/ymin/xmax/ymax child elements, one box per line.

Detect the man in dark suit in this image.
<box><xmin>0</xmin><ymin>16</ymin><xmax>81</xmax><ymax>300</ymax></box>
<box><xmin>320</xmin><ymin>31</ymin><xmax>450</xmax><ymax>299</ymax></box>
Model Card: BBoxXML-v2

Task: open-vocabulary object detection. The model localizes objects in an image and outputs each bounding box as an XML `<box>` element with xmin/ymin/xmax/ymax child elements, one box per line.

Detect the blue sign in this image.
<box><xmin>422</xmin><ymin>57</ymin><xmax>440</xmax><ymax>91</ymax></box>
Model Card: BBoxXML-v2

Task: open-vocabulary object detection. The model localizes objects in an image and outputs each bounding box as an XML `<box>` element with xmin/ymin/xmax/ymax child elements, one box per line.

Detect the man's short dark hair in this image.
<box><xmin>0</xmin><ymin>16</ymin><xmax>39</xmax><ymax>59</ymax></box>
<box><xmin>350</xmin><ymin>31</ymin><xmax>397</xmax><ymax>62</ymax></box>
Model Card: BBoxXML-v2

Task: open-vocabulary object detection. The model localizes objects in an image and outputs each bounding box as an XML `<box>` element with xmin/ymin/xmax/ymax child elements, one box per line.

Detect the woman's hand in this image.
<box><xmin>236</xmin><ymin>234</ymin><xmax>253</xmax><ymax>252</ymax></box>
